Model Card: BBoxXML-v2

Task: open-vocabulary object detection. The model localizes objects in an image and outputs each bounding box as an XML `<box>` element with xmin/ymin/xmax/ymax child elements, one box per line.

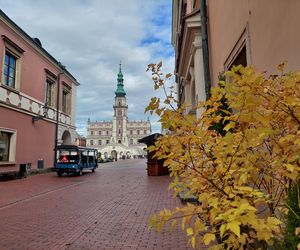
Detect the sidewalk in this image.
<box><xmin>0</xmin><ymin>159</ymin><xmax>195</xmax><ymax>250</ymax></box>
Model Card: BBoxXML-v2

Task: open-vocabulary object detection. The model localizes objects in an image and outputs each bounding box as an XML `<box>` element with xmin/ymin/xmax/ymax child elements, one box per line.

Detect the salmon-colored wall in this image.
<box><xmin>0</xmin><ymin>17</ymin><xmax>75</xmax><ymax>173</ymax></box>
<box><xmin>0</xmin><ymin>106</ymin><xmax>55</xmax><ymax>172</ymax></box>
<box><xmin>207</xmin><ymin>0</ymin><xmax>300</xmax><ymax>86</ymax></box>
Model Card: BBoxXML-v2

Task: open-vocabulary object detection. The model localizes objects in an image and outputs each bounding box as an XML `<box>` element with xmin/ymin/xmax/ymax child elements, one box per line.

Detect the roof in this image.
<box><xmin>138</xmin><ymin>133</ymin><xmax>162</xmax><ymax>144</ymax></box>
<box><xmin>0</xmin><ymin>9</ymin><xmax>79</xmax><ymax>85</ymax></box>
<box><xmin>57</xmin><ymin>145</ymin><xmax>97</xmax><ymax>151</ymax></box>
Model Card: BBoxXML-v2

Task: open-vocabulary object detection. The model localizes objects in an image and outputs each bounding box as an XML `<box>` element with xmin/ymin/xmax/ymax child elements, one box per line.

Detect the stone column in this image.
<box><xmin>193</xmin><ymin>33</ymin><xmax>206</xmax><ymax>118</ymax></box>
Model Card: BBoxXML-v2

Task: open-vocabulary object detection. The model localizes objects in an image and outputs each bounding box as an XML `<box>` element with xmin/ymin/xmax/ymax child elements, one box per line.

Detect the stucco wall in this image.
<box><xmin>0</xmin><ymin>106</ymin><xmax>55</xmax><ymax>172</ymax></box>
<box><xmin>207</xmin><ymin>0</ymin><xmax>300</xmax><ymax>86</ymax></box>
<box><xmin>0</xmin><ymin>13</ymin><xmax>78</xmax><ymax>173</ymax></box>
<box><xmin>0</xmin><ymin>19</ymin><xmax>76</xmax><ymax>122</ymax></box>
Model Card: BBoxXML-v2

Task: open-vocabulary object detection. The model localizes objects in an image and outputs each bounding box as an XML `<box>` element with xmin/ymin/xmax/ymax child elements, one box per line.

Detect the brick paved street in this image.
<box><xmin>0</xmin><ymin>159</ymin><xmax>193</xmax><ymax>250</ymax></box>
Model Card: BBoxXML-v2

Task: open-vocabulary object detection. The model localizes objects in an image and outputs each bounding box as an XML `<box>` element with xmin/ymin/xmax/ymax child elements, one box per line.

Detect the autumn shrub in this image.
<box><xmin>146</xmin><ymin>62</ymin><xmax>300</xmax><ymax>249</ymax></box>
<box><xmin>275</xmin><ymin>180</ymin><xmax>300</xmax><ymax>249</ymax></box>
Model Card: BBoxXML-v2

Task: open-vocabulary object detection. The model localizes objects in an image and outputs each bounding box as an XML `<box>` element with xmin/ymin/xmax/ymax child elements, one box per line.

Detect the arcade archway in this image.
<box><xmin>61</xmin><ymin>130</ymin><xmax>71</xmax><ymax>145</ymax></box>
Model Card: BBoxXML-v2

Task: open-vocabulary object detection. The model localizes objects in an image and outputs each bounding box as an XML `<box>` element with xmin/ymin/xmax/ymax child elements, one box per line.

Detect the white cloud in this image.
<box><xmin>0</xmin><ymin>0</ymin><xmax>175</xmax><ymax>135</ymax></box>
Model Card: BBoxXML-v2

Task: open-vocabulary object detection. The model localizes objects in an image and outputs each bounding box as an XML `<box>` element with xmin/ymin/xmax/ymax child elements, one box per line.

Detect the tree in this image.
<box><xmin>146</xmin><ymin>62</ymin><xmax>300</xmax><ymax>249</ymax></box>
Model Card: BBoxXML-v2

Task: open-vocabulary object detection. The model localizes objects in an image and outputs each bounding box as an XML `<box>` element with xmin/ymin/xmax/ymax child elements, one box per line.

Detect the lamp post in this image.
<box><xmin>53</xmin><ymin>63</ymin><xmax>65</xmax><ymax>168</ymax></box>
<box><xmin>32</xmin><ymin>104</ymin><xmax>49</xmax><ymax>123</ymax></box>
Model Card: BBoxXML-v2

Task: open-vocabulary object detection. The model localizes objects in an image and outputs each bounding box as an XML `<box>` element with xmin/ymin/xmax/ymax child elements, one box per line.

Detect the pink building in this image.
<box><xmin>172</xmin><ymin>0</ymin><xmax>300</xmax><ymax>110</ymax></box>
<box><xmin>207</xmin><ymin>0</ymin><xmax>300</xmax><ymax>87</ymax></box>
<box><xmin>0</xmin><ymin>10</ymin><xmax>79</xmax><ymax>174</ymax></box>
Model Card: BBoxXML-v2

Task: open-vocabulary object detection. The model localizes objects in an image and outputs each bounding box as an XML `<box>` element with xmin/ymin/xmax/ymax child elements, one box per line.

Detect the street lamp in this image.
<box><xmin>32</xmin><ymin>104</ymin><xmax>49</xmax><ymax>123</ymax></box>
<box><xmin>53</xmin><ymin>62</ymin><xmax>65</xmax><ymax>168</ymax></box>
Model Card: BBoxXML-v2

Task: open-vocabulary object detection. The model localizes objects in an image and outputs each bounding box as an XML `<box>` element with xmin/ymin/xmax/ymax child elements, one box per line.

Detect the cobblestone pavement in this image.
<box><xmin>0</xmin><ymin>159</ymin><xmax>195</xmax><ymax>250</ymax></box>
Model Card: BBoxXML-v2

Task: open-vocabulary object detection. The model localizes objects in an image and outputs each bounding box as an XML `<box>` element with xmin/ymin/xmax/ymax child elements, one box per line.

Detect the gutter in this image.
<box><xmin>200</xmin><ymin>0</ymin><xmax>211</xmax><ymax>100</ymax></box>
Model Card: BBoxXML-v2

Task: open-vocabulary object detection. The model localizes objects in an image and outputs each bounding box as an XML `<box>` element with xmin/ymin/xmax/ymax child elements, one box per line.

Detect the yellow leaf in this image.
<box><xmin>227</xmin><ymin>221</ymin><xmax>240</xmax><ymax>237</ymax></box>
<box><xmin>238</xmin><ymin>203</ymin><xmax>257</xmax><ymax>212</ymax></box>
<box><xmin>223</xmin><ymin>121</ymin><xmax>235</xmax><ymax>131</ymax></box>
<box><xmin>147</xmin><ymin>145</ymin><xmax>156</xmax><ymax>152</ymax></box>
<box><xmin>187</xmin><ymin>227</ymin><xmax>193</xmax><ymax>236</ymax></box>
<box><xmin>219</xmin><ymin>224</ymin><xmax>227</xmax><ymax>238</ymax></box>
<box><xmin>203</xmin><ymin>233</ymin><xmax>216</xmax><ymax>245</ymax></box>
<box><xmin>257</xmin><ymin>229</ymin><xmax>272</xmax><ymax>241</ymax></box>
<box><xmin>209</xmin><ymin>198</ymin><xmax>218</xmax><ymax>208</ymax></box>
<box><xmin>191</xmin><ymin>236</ymin><xmax>196</xmax><ymax>248</ymax></box>
<box><xmin>170</xmin><ymin>220</ymin><xmax>177</xmax><ymax>231</ymax></box>
<box><xmin>181</xmin><ymin>217</ymin><xmax>186</xmax><ymax>230</ymax></box>
<box><xmin>285</xmin><ymin>163</ymin><xmax>295</xmax><ymax>172</ymax></box>
<box><xmin>240</xmin><ymin>173</ymin><xmax>248</xmax><ymax>183</ymax></box>
<box><xmin>267</xmin><ymin>217</ymin><xmax>282</xmax><ymax>226</ymax></box>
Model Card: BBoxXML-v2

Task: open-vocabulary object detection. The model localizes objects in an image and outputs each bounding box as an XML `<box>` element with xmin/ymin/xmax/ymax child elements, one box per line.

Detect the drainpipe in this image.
<box><xmin>200</xmin><ymin>0</ymin><xmax>211</xmax><ymax>100</ymax></box>
<box><xmin>53</xmin><ymin>63</ymin><xmax>65</xmax><ymax>168</ymax></box>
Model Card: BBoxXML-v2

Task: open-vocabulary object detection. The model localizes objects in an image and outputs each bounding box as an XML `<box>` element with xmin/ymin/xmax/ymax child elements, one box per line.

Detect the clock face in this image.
<box><xmin>118</xmin><ymin>110</ymin><xmax>122</xmax><ymax>116</ymax></box>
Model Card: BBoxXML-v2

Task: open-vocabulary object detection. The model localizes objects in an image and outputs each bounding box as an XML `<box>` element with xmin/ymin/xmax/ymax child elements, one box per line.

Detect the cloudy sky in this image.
<box><xmin>0</xmin><ymin>0</ymin><xmax>175</xmax><ymax>135</ymax></box>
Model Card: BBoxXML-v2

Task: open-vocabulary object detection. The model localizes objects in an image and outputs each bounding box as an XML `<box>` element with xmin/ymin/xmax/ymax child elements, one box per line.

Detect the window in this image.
<box><xmin>130</xmin><ymin>130</ymin><xmax>133</xmax><ymax>135</ymax></box>
<box><xmin>118</xmin><ymin>140</ymin><xmax>121</xmax><ymax>144</ymax></box>
<box><xmin>45</xmin><ymin>78</ymin><xmax>55</xmax><ymax>107</ymax></box>
<box><xmin>0</xmin><ymin>131</ymin><xmax>10</xmax><ymax>161</ymax></box>
<box><xmin>106</xmin><ymin>140</ymin><xmax>109</xmax><ymax>144</ymax></box>
<box><xmin>90</xmin><ymin>131</ymin><xmax>94</xmax><ymax>135</ymax></box>
<box><xmin>3</xmin><ymin>51</ymin><xmax>17</xmax><ymax>88</ymax></box>
<box><xmin>118</xmin><ymin>129</ymin><xmax>121</xmax><ymax>135</ymax></box>
<box><xmin>137</xmin><ymin>130</ymin><xmax>140</xmax><ymax>135</ymax></box>
<box><xmin>99</xmin><ymin>131</ymin><xmax>101</xmax><ymax>135</ymax></box>
<box><xmin>228</xmin><ymin>45</ymin><xmax>247</xmax><ymax>70</ymax></box>
<box><xmin>130</xmin><ymin>139</ymin><xmax>133</xmax><ymax>145</ymax></box>
<box><xmin>224</xmin><ymin>28</ymin><xmax>250</xmax><ymax>71</ymax></box>
<box><xmin>106</xmin><ymin>131</ymin><xmax>109</xmax><ymax>135</ymax></box>
<box><xmin>98</xmin><ymin>140</ymin><xmax>102</xmax><ymax>145</ymax></box>
<box><xmin>2</xmin><ymin>36</ymin><xmax>23</xmax><ymax>90</ymax></box>
<box><xmin>62</xmin><ymin>89</ymin><xmax>70</xmax><ymax>113</ymax></box>
<box><xmin>90</xmin><ymin>140</ymin><xmax>94</xmax><ymax>145</ymax></box>
<box><xmin>144</xmin><ymin>130</ymin><xmax>147</xmax><ymax>134</ymax></box>
<box><xmin>0</xmin><ymin>129</ymin><xmax>16</xmax><ymax>163</ymax></box>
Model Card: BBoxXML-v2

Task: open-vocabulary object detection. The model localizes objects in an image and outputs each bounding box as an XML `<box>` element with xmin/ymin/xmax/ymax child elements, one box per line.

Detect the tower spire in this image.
<box><xmin>119</xmin><ymin>61</ymin><xmax>122</xmax><ymax>73</ymax></box>
<box><xmin>115</xmin><ymin>62</ymin><xmax>126</xmax><ymax>97</ymax></box>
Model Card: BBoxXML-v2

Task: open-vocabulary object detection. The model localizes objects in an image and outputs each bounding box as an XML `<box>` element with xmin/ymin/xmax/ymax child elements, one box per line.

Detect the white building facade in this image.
<box><xmin>86</xmin><ymin>65</ymin><xmax>151</xmax><ymax>160</ymax></box>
